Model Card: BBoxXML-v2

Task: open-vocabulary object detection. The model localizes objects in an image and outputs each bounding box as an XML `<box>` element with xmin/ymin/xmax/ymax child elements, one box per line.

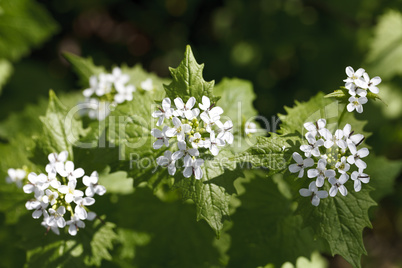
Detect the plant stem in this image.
<box><xmin>337</xmin><ymin>103</ymin><xmax>347</xmax><ymax>127</ymax></box>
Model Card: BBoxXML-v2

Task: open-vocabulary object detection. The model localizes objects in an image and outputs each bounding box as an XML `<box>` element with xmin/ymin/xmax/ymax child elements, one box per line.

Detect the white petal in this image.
<box><xmin>186</xmin><ymin>97</ymin><xmax>196</xmax><ymax>109</ymax></box>
<box><xmin>346</xmin><ymin>66</ymin><xmax>354</xmax><ymax>77</ymax></box>
<box><xmin>316</xmin><ymin>190</ymin><xmax>328</xmax><ymax>199</ymax></box>
<box><xmin>355</xmin><ymin>159</ymin><xmax>367</xmax><ymax>169</ymax></box>
<box><xmin>292</xmin><ymin>152</ymin><xmax>303</xmax><ymax>164</ymax></box>
<box><xmin>153</xmin><ymin>139</ymin><xmax>164</xmax><ymax>149</ymax></box>
<box><xmin>307</xmin><ymin>169</ymin><xmax>319</xmax><ymax>178</ymax></box>
<box><xmin>315</xmin><ymin>176</ymin><xmax>325</xmax><ymax>187</ymax></box>
<box><xmin>303</xmin><ymin>158</ymin><xmax>314</xmax><ymax>167</ymax></box>
<box><xmin>183</xmin><ymin>167</ymin><xmax>193</xmax><ymax>178</ymax></box>
<box><xmin>83</xmin><ymin>197</ymin><xmax>95</xmax><ymax>206</ymax></box>
<box><xmin>358</xmin><ymin>148</ymin><xmax>369</xmax><ymax>158</ymax></box>
<box><xmin>339</xmin><ymin>185</ymin><xmax>348</xmax><ymax>196</ymax></box>
<box><xmin>69</xmin><ymin>224</ymin><xmax>78</xmax><ymax>236</ymax></box>
<box><xmin>194</xmin><ymin>167</ymin><xmax>203</xmax><ymax>180</ymax></box>
<box><xmin>329</xmin><ymin>186</ymin><xmax>338</xmax><ymax>197</ymax></box>
<box><xmin>174</xmin><ymin>98</ymin><xmax>184</xmax><ymax>110</ymax></box>
<box><xmin>311</xmin><ymin>195</ymin><xmax>320</xmax><ymax>206</ymax></box>
<box><xmin>299</xmin><ymin>188</ymin><xmax>311</xmax><ymax>197</ymax></box>
<box><xmin>289</xmin><ymin>164</ymin><xmax>301</xmax><ymax>174</ymax></box>
<box><xmin>73</xmin><ymin>168</ymin><xmax>85</xmax><ymax>179</ymax></box>
<box><xmin>354</xmin><ymin>180</ymin><xmax>362</xmax><ymax>192</ymax></box>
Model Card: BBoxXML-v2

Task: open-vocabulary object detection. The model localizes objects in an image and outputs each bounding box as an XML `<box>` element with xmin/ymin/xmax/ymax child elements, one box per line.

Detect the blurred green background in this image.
<box><xmin>0</xmin><ymin>0</ymin><xmax>401</xmax><ymax>267</ymax></box>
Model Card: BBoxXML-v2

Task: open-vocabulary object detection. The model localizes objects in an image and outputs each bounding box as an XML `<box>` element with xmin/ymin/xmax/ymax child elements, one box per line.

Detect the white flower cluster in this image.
<box><xmin>82</xmin><ymin>67</ymin><xmax>156</xmax><ymax>121</ymax></box>
<box><xmin>21</xmin><ymin>151</ymin><xmax>106</xmax><ymax>235</ymax></box>
<box><xmin>289</xmin><ymin>119</ymin><xmax>370</xmax><ymax>206</ymax></box>
<box><xmin>151</xmin><ymin>96</ymin><xmax>233</xmax><ymax>180</ymax></box>
<box><xmin>343</xmin><ymin>66</ymin><xmax>381</xmax><ymax>114</ymax></box>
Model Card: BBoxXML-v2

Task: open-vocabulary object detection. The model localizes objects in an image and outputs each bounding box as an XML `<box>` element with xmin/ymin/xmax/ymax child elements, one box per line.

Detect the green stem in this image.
<box><xmin>337</xmin><ymin>103</ymin><xmax>348</xmax><ymax>128</ymax></box>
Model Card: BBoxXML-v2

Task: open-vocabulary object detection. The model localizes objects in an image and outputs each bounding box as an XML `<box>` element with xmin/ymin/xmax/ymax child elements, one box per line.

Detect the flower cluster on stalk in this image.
<box><xmin>289</xmin><ymin>119</ymin><xmax>370</xmax><ymax>206</ymax></box>
<box><xmin>344</xmin><ymin>66</ymin><xmax>381</xmax><ymax>114</ymax></box>
<box><xmin>151</xmin><ymin>96</ymin><xmax>233</xmax><ymax>180</ymax></box>
<box><xmin>12</xmin><ymin>151</ymin><xmax>106</xmax><ymax>235</ymax></box>
<box><xmin>82</xmin><ymin>67</ymin><xmax>155</xmax><ymax>120</ymax></box>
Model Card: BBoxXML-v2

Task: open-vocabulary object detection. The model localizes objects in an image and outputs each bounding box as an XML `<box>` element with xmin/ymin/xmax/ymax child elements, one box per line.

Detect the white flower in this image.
<box><xmin>174</xmin><ymin>97</ymin><xmax>200</xmax><ymax>119</ymax></box>
<box><xmin>335</xmin><ymin>156</ymin><xmax>350</xmax><ymax>174</ymax></box>
<box><xmin>151</xmin><ymin>126</ymin><xmax>169</xmax><ymax>149</ymax></box>
<box><xmin>156</xmin><ymin>150</ymin><xmax>178</xmax><ymax>175</ymax></box>
<box><xmin>66</xmin><ymin>215</ymin><xmax>85</xmax><ymax>236</ymax></box>
<box><xmin>32</xmin><ymin>202</ymin><xmax>49</xmax><ymax>219</ymax></box>
<box><xmin>288</xmin><ymin>152</ymin><xmax>314</xmax><ymax>178</ymax></box>
<box><xmin>189</xmin><ymin>133</ymin><xmax>206</xmax><ymax>148</ymax></box>
<box><xmin>183</xmin><ymin>155</ymin><xmax>204</xmax><ymax>180</ymax></box>
<box><xmin>347</xmin><ymin>143</ymin><xmax>369</xmax><ymax>169</ymax></box>
<box><xmin>58</xmin><ymin>180</ymin><xmax>84</xmax><ymax>203</ymax></box>
<box><xmin>42</xmin><ymin>219</ymin><xmax>60</xmax><ymax>235</ymax></box>
<box><xmin>46</xmin><ymin>206</ymin><xmax>66</xmax><ymax>228</ymax></box>
<box><xmin>23</xmin><ymin>173</ymin><xmax>48</xmax><ymax>195</ymax></box>
<box><xmin>6</xmin><ymin>168</ymin><xmax>26</xmax><ymax>188</ymax></box>
<box><xmin>114</xmin><ymin>84</ymin><xmax>135</xmax><ymax>104</ymax></box>
<box><xmin>307</xmin><ymin>158</ymin><xmax>336</xmax><ymax>187</ymax></box>
<box><xmin>344</xmin><ymin>66</ymin><xmax>365</xmax><ymax>85</ymax></box>
<box><xmin>329</xmin><ymin>174</ymin><xmax>349</xmax><ymax>197</ymax></box>
<box><xmin>112</xmin><ymin>67</ymin><xmax>130</xmax><ymax>90</ymax></box>
<box><xmin>46</xmin><ymin>151</ymin><xmax>68</xmax><ymax>171</ymax></box>
<box><xmin>300</xmin><ymin>133</ymin><xmax>324</xmax><ymax>157</ymax></box>
<box><xmin>299</xmin><ymin>181</ymin><xmax>328</xmax><ymax>206</ymax></box>
<box><xmin>200</xmin><ymin>112</ymin><xmax>221</xmax><ymax>133</ymax></box>
<box><xmin>319</xmin><ymin>128</ymin><xmax>347</xmax><ymax>149</ymax></box>
<box><xmin>355</xmin><ymin>72</ymin><xmax>381</xmax><ymax>94</ymax></box>
<box><xmin>172</xmin><ymin>141</ymin><xmax>199</xmax><ymax>160</ymax></box>
<box><xmin>245</xmin><ymin>122</ymin><xmax>258</xmax><ymax>135</ymax></box>
<box><xmin>165</xmin><ymin>117</ymin><xmax>192</xmax><ymax>141</ymax></box>
<box><xmin>205</xmin><ymin>131</ymin><xmax>225</xmax><ymax>156</ymax></box>
<box><xmin>303</xmin><ymin>119</ymin><xmax>326</xmax><ymax>137</ymax></box>
<box><xmin>141</xmin><ymin>78</ymin><xmax>154</xmax><ymax>91</ymax></box>
<box><xmin>152</xmin><ymin>98</ymin><xmax>174</xmax><ymax>126</ymax></box>
<box><xmin>42</xmin><ymin>189</ymin><xmax>59</xmax><ymax>206</ymax></box>
<box><xmin>347</xmin><ymin>96</ymin><xmax>368</xmax><ymax>114</ymax></box>
<box><xmin>346</xmin><ymin>83</ymin><xmax>367</xmax><ymax>97</ymax></box>
<box><xmin>351</xmin><ymin>169</ymin><xmax>370</xmax><ymax>192</ymax></box>
<box><xmin>216</xmin><ymin>120</ymin><xmax>234</xmax><ymax>144</ymax></box>
<box><xmin>95</xmin><ymin>73</ymin><xmax>113</xmax><ymax>96</ymax></box>
<box><xmin>74</xmin><ymin>196</ymin><xmax>95</xmax><ymax>220</ymax></box>
<box><xmin>83</xmin><ymin>171</ymin><xmax>106</xmax><ymax>197</ymax></box>
<box><xmin>56</xmin><ymin>161</ymin><xmax>85</xmax><ymax>181</ymax></box>
<box><xmin>343</xmin><ymin>124</ymin><xmax>364</xmax><ymax>146</ymax></box>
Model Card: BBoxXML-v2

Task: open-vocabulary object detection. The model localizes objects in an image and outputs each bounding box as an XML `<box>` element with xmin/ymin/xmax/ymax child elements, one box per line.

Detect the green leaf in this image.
<box><xmin>0</xmin><ymin>59</ymin><xmax>13</xmax><ymax>94</ymax></box>
<box><xmin>213</xmin><ymin>77</ymin><xmax>265</xmax><ymax>153</ymax></box>
<box><xmin>0</xmin><ymin>0</ymin><xmax>58</xmax><ymax>62</ymax></box>
<box><xmin>64</xmin><ymin>53</ymin><xmax>106</xmax><ymax>88</ymax></box>
<box><xmin>366</xmin><ymin>10</ymin><xmax>402</xmax><ymax>80</ymax></box>
<box><xmin>37</xmin><ymin>91</ymin><xmax>85</xmax><ymax>160</ymax></box>
<box><xmin>227</xmin><ymin>172</ymin><xmax>326</xmax><ymax>267</ymax></box>
<box><xmin>163</xmin><ymin>45</ymin><xmax>218</xmax><ymax>103</ymax></box>
<box><xmin>295</xmin><ymin>185</ymin><xmax>376</xmax><ymax>268</ymax></box>
<box><xmin>174</xmin><ymin>150</ymin><xmax>243</xmax><ymax>236</ymax></box>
